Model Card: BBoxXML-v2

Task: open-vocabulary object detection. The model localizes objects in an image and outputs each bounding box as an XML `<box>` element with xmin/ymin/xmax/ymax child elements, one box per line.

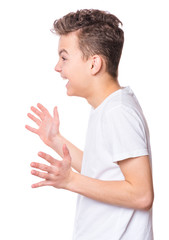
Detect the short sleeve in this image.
<box><xmin>103</xmin><ymin>105</ymin><xmax>149</xmax><ymax>162</ymax></box>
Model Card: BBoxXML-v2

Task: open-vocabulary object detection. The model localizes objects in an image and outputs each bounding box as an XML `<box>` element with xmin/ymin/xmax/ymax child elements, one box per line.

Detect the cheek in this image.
<box><xmin>67</xmin><ymin>61</ymin><xmax>89</xmax><ymax>84</ymax></box>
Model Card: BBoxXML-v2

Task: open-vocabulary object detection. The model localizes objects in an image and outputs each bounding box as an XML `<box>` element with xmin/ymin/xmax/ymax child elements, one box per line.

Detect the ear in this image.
<box><xmin>90</xmin><ymin>55</ymin><xmax>103</xmax><ymax>75</ymax></box>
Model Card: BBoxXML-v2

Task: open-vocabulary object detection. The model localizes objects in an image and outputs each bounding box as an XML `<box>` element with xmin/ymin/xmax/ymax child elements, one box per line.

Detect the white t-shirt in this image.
<box><xmin>72</xmin><ymin>86</ymin><xmax>153</xmax><ymax>240</ymax></box>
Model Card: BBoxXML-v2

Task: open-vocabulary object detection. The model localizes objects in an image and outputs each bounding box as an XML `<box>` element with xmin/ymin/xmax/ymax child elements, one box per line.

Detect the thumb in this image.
<box><xmin>63</xmin><ymin>144</ymin><xmax>71</xmax><ymax>161</ymax></box>
<box><xmin>53</xmin><ymin>106</ymin><xmax>60</xmax><ymax>124</ymax></box>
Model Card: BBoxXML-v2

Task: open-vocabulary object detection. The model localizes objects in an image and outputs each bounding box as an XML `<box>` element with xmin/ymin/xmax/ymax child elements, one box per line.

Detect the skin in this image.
<box><xmin>25</xmin><ymin>32</ymin><xmax>154</xmax><ymax>210</ymax></box>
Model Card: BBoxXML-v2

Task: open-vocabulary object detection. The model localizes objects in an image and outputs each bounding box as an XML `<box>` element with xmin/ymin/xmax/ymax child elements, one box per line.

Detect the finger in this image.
<box><xmin>31</xmin><ymin>169</ymin><xmax>51</xmax><ymax>180</ymax></box>
<box><xmin>31</xmin><ymin>106</ymin><xmax>44</xmax><ymax>120</ymax></box>
<box><xmin>25</xmin><ymin>125</ymin><xmax>38</xmax><ymax>134</ymax></box>
<box><xmin>37</xmin><ymin>103</ymin><xmax>50</xmax><ymax>115</ymax></box>
<box><xmin>31</xmin><ymin>180</ymin><xmax>52</xmax><ymax>188</ymax></box>
<box><xmin>53</xmin><ymin>106</ymin><xmax>60</xmax><ymax>124</ymax></box>
<box><xmin>38</xmin><ymin>152</ymin><xmax>62</xmax><ymax>168</ymax></box>
<box><xmin>63</xmin><ymin>144</ymin><xmax>71</xmax><ymax>162</ymax></box>
<box><xmin>27</xmin><ymin>113</ymin><xmax>41</xmax><ymax>126</ymax></box>
<box><xmin>30</xmin><ymin>162</ymin><xmax>53</xmax><ymax>173</ymax></box>
<box><xmin>38</xmin><ymin>152</ymin><xmax>56</xmax><ymax>165</ymax></box>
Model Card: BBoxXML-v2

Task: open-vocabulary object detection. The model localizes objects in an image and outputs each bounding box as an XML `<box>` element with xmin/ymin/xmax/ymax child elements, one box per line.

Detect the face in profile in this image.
<box><xmin>55</xmin><ymin>32</ymin><xmax>94</xmax><ymax>98</ymax></box>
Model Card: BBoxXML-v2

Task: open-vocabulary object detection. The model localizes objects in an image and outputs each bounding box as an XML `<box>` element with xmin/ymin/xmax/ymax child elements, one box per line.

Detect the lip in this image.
<box><xmin>61</xmin><ymin>75</ymin><xmax>67</xmax><ymax>80</ymax></box>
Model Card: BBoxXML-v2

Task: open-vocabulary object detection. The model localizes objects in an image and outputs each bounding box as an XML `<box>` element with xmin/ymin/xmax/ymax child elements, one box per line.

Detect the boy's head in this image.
<box><xmin>52</xmin><ymin>9</ymin><xmax>124</xmax><ymax>79</ymax></box>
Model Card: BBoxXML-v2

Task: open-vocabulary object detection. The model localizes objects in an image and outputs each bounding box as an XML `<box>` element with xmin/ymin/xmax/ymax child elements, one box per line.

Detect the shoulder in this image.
<box><xmin>104</xmin><ymin>103</ymin><xmax>143</xmax><ymax>128</ymax></box>
<box><xmin>102</xmin><ymin>97</ymin><xmax>147</xmax><ymax>140</ymax></box>
<box><xmin>103</xmin><ymin>104</ymin><xmax>143</xmax><ymax>134</ymax></box>
<box><xmin>102</xmin><ymin>86</ymin><xmax>143</xmax><ymax>117</ymax></box>
<box><xmin>102</xmin><ymin>103</ymin><xmax>149</xmax><ymax>163</ymax></box>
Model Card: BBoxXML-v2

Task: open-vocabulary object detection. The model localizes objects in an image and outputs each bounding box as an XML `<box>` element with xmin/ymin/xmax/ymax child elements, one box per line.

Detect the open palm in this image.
<box><xmin>25</xmin><ymin>103</ymin><xmax>60</xmax><ymax>146</ymax></box>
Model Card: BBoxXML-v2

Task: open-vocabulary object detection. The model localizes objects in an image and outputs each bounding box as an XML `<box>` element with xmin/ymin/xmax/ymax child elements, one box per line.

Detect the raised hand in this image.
<box><xmin>30</xmin><ymin>144</ymin><xmax>73</xmax><ymax>189</ymax></box>
<box><xmin>25</xmin><ymin>103</ymin><xmax>60</xmax><ymax>146</ymax></box>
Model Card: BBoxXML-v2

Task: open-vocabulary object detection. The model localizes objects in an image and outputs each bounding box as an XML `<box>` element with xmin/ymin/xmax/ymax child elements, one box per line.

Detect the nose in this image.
<box><xmin>54</xmin><ymin>61</ymin><xmax>62</xmax><ymax>73</ymax></box>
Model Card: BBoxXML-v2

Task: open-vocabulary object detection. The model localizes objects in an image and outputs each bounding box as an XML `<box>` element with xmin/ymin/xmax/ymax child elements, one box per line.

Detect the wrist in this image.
<box><xmin>65</xmin><ymin>171</ymin><xmax>80</xmax><ymax>192</ymax></box>
<box><xmin>47</xmin><ymin>132</ymin><xmax>63</xmax><ymax>149</ymax></box>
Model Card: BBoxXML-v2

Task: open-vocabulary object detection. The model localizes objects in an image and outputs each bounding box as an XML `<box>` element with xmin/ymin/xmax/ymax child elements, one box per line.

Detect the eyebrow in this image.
<box><xmin>59</xmin><ymin>49</ymin><xmax>69</xmax><ymax>56</ymax></box>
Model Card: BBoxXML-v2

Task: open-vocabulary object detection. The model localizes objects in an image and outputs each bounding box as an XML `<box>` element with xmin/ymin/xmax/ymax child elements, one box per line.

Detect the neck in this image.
<box><xmin>86</xmin><ymin>76</ymin><xmax>122</xmax><ymax>109</ymax></box>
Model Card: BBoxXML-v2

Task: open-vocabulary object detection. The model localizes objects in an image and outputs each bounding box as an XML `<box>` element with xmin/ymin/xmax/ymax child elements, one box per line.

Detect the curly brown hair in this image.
<box><xmin>52</xmin><ymin>9</ymin><xmax>124</xmax><ymax>79</ymax></box>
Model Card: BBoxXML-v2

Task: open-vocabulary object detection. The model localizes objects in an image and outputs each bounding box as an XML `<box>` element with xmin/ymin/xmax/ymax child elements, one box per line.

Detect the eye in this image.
<box><xmin>61</xmin><ymin>56</ymin><xmax>67</xmax><ymax>61</ymax></box>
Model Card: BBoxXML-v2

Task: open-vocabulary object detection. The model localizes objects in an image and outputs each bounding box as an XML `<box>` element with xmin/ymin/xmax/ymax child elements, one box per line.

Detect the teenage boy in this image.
<box><xmin>25</xmin><ymin>9</ymin><xmax>154</xmax><ymax>240</ymax></box>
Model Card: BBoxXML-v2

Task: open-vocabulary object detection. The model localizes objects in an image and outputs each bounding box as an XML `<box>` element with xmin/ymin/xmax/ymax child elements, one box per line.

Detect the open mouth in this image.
<box><xmin>61</xmin><ymin>76</ymin><xmax>69</xmax><ymax>88</ymax></box>
<box><xmin>66</xmin><ymin>80</ymin><xmax>69</xmax><ymax>88</ymax></box>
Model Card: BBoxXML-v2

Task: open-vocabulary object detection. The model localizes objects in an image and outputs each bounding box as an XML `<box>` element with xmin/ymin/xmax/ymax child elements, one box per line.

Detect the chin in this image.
<box><xmin>66</xmin><ymin>89</ymin><xmax>74</xmax><ymax>96</ymax></box>
<box><xmin>66</xmin><ymin>92</ymin><xmax>72</xmax><ymax>96</ymax></box>
<box><xmin>66</xmin><ymin>90</ymin><xmax>80</xmax><ymax>97</ymax></box>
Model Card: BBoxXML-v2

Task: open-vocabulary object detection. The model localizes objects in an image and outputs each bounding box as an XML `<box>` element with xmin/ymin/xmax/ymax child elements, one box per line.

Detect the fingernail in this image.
<box><xmin>31</xmin><ymin>169</ymin><xmax>35</xmax><ymax>173</ymax></box>
<box><xmin>38</xmin><ymin>152</ymin><xmax>43</xmax><ymax>156</ymax></box>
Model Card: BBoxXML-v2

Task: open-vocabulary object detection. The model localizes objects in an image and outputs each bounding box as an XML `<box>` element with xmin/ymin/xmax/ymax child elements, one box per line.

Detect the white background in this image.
<box><xmin>0</xmin><ymin>0</ymin><xmax>168</xmax><ymax>239</ymax></box>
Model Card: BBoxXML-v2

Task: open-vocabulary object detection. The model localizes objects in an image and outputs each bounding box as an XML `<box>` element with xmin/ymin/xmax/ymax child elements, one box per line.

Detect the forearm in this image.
<box><xmin>50</xmin><ymin>134</ymin><xmax>83</xmax><ymax>173</ymax></box>
<box><xmin>67</xmin><ymin>172</ymin><xmax>152</xmax><ymax>210</ymax></box>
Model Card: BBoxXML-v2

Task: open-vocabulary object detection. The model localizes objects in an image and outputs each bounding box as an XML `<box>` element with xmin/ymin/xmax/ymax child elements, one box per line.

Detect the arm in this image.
<box><xmin>67</xmin><ymin>155</ymin><xmax>154</xmax><ymax>210</ymax></box>
<box><xmin>50</xmin><ymin>134</ymin><xmax>83</xmax><ymax>173</ymax></box>
<box><xmin>31</xmin><ymin>147</ymin><xmax>154</xmax><ymax>211</ymax></box>
<box><xmin>25</xmin><ymin>103</ymin><xmax>83</xmax><ymax>173</ymax></box>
